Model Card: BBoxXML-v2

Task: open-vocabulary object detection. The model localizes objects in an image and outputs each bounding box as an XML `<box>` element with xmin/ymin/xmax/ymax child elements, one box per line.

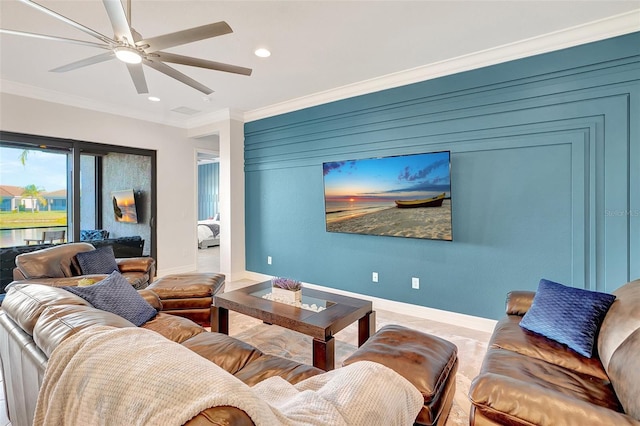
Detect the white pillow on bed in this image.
<box><xmin>197</xmin><ymin>224</ymin><xmax>214</xmax><ymax>242</ymax></box>
<box><xmin>197</xmin><ymin>219</ymin><xmax>220</xmax><ymax>225</ymax></box>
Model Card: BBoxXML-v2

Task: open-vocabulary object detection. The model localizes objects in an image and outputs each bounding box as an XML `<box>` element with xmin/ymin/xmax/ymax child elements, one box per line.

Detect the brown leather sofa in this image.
<box><xmin>468</xmin><ymin>279</ymin><xmax>640</xmax><ymax>425</ymax></box>
<box><xmin>10</xmin><ymin>242</ymin><xmax>155</xmax><ymax>290</ymax></box>
<box><xmin>0</xmin><ymin>283</ymin><xmax>446</xmax><ymax>426</ymax></box>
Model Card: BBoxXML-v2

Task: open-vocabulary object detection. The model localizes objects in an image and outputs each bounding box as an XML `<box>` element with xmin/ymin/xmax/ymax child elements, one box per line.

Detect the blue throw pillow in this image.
<box><xmin>76</xmin><ymin>245</ymin><xmax>118</xmax><ymax>275</ymax></box>
<box><xmin>520</xmin><ymin>278</ymin><xmax>616</xmax><ymax>358</ymax></box>
<box><xmin>80</xmin><ymin>229</ymin><xmax>109</xmax><ymax>241</ymax></box>
<box><xmin>64</xmin><ymin>271</ymin><xmax>156</xmax><ymax>326</ymax></box>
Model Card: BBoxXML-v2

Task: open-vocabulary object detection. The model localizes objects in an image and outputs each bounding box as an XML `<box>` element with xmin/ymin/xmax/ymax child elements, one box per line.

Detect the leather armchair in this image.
<box><xmin>10</xmin><ymin>242</ymin><xmax>155</xmax><ymax>290</ymax></box>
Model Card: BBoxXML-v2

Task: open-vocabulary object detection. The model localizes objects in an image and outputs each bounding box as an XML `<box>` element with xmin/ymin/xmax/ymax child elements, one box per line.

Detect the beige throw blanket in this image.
<box><xmin>34</xmin><ymin>326</ymin><xmax>422</xmax><ymax>426</ymax></box>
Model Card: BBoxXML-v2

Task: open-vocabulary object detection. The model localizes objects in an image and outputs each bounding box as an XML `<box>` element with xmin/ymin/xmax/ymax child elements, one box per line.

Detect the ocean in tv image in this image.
<box><xmin>323</xmin><ymin>151</ymin><xmax>452</xmax><ymax>241</ymax></box>
<box><xmin>111</xmin><ymin>189</ymin><xmax>138</xmax><ymax>223</ymax></box>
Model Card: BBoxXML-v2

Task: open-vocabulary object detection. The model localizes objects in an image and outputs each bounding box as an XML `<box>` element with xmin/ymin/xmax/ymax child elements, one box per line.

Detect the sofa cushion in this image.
<box><xmin>147</xmin><ymin>273</ymin><xmax>225</xmax><ymax>299</ymax></box>
<box><xmin>64</xmin><ymin>271</ymin><xmax>156</xmax><ymax>326</ymax></box>
<box><xmin>15</xmin><ymin>242</ymin><xmax>95</xmax><ymax>279</ymax></box>
<box><xmin>182</xmin><ymin>332</ymin><xmax>264</xmax><ymax>375</ymax></box>
<box><xmin>519</xmin><ymin>279</ymin><xmax>616</xmax><ymax>357</ymax></box>
<box><xmin>33</xmin><ymin>304</ymin><xmax>135</xmax><ymax>357</ymax></box>
<box><xmin>1</xmin><ymin>284</ymin><xmax>90</xmax><ymax>336</ymax></box>
<box><xmin>75</xmin><ymin>245</ymin><xmax>118</xmax><ymax>275</ymax></box>
<box><xmin>233</xmin><ymin>354</ymin><xmax>325</xmax><ymax>387</ymax></box>
<box><xmin>490</xmin><ymin>316</ymin><xmax>609</xmax><ymax>380</ymax></box>
<box><xmin>597</xmin><ymin>279</ymin><xmax>640</xmax><ymax>421</ymax></box>
<box><xmin>141</xmin><ymin>313</ymin><xmax>205</xmax><ymax>344</ymax></box>
<box><xmin>597</xmin><ymin>279</ymin><xmax>640</xmax><ymax>369</ymax></box>
<box><xmin>469</xmin><ymin>348</ymin><xmax>627</xmax><ymax>426</ymax></box>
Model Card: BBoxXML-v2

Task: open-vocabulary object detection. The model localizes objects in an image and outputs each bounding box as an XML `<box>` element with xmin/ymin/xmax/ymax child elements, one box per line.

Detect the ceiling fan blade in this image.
<box><xmin>50</xmin><ymin>52</ymin><xmax>115</xmax><ymax>73</ymax></box>
<box><xmin>144</xmin><ymin>59</ymin><xmax>213</xmax><ymax>95</ymax></box>
<box><xmin>155</xmin><ymin>52</ymin><xmax>252</xmax><ymax>76</ymax></box>
<box><xmin>102</xmin><ymin>0</ymin><xmax>135</xmax><ymax>44</ymax></box>
<box><xmin>0</xmin><ymin>29</ymin><xmax>109</xmax><ymax>49</ymax></box>
<box><xmin>139</xmin><ymin>22</ymin><xmax>232</xmax><ymax>53</ymax></box>
<box><xmin>15</xmin><ymin>0</ymin><xmax>114</xmax><ymax>45</ymax></box>
<box><xmin>126</xmin><ymin>63</ymin><xmax>148</xmax><ymax>94</ymax></box>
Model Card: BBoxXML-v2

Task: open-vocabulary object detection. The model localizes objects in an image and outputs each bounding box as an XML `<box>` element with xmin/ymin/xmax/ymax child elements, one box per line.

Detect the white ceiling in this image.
<box><xmin>1</xmin><ymin>1</ymin><xmax>639</xmax><ymax>127</ymax></box>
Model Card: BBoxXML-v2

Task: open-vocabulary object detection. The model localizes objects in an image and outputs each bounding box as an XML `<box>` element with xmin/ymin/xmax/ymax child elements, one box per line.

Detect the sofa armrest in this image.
<box><xmin>505</xmin><ymin>291</ymin><xmax>535</xmax><ymax>316</ymax></box>
<box><xmin>116</xmin><ymin>257</ymin><xmax>156</xmax><ymax>283</ymax></box>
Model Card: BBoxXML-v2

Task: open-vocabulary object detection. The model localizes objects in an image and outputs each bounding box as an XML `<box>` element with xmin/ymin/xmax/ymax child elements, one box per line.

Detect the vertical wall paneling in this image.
<box><xmin>198</xmin><ymin>162</ymin><xmax>219</xmax><ymax>220</ymax></box>
<box><xmin>244</xmin><ymin>32</ymin><xmax>640</xmax><ymax>319</ymax></box>
<box><xmin>630</xmin><ymin>90</ymin><xmax>640</xmax><ymax>281</ymax></box>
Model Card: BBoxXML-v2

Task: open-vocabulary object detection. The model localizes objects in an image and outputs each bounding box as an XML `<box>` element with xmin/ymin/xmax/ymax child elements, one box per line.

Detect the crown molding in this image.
<box><xmin>186</xmin><ymin>108</ymin><xmax>245</xmax><ymax>128</ymax></box>
<box><xmin>243</xmin><ymin>9</ymin><xmax>640</xmax><ymax>123</ymax></box>
<box><xmin>0</xmin><ymin>79</ymin><xmax>190</xmax><ymax>128</ymax></box>
<box><xmin>2</xmin><ymin>10</ymin><xmax>638</xmax><ymax>128</ymax></box>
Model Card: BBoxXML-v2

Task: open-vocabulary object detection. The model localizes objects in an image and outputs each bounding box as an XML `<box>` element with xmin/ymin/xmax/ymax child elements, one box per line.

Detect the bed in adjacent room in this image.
<box><xmin>197</xmin><ymin>220</ymin><xmax>220</xmax><ymax>249</ymax></box>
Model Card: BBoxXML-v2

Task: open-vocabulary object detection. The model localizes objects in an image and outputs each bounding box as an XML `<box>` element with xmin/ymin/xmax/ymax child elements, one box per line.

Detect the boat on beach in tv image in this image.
<box><xmin>111</xmin><ymin>189</ymin><xmax>139</xmax><ymax>223</ymax></box>
<box><xmin>322</xmin><ymin>151</ymin><xmax>452</xmax><ymax>241</ymax></box>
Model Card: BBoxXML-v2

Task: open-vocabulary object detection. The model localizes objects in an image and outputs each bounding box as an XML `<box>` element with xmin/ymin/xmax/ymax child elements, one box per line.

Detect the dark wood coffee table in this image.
<box><xmin>212</xmin><ymin>281</ymin><xmax>375</xmax><ymax>371</ymax></box>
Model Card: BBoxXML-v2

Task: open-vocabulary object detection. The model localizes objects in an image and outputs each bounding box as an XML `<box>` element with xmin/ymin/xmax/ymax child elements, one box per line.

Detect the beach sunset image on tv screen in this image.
<box><xmin>111</xmin><ymin>189</ymin><xmax>139</xmax><ymax>223</ymax></box>
<box><xmin>323</xmin><ymin>151</ymin><xmax>452</xmax><ymax>241</ymax></box>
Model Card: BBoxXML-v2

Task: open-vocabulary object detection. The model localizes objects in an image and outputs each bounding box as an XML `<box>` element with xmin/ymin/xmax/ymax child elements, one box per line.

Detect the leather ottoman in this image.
<box><xmin>343</xmin><ymin>324</ymin><xmax>458</xmax><ymax>426</ymax></box>
<box><xmin>147</xmin><ymin>273</ymin><xmax>225</xmax><ymax>326</ymax></box>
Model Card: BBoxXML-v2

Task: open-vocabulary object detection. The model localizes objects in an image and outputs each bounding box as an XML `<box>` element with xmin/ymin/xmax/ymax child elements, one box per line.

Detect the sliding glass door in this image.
<box><xmin>0</xmin><ymin>131</ymin><xmax>156</xmax><ymax>261</ymax></box>
<box><xmin>0</xmin><ymin>144</ymin><xmax>69</xmax><ymax>247</ymax></box>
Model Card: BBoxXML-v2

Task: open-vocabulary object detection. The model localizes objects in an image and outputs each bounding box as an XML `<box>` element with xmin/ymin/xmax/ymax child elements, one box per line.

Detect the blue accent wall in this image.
<box><xmin>244</xmin><ymin>32</ymin><xmax>640</xmax><ymax>320</ymax></box>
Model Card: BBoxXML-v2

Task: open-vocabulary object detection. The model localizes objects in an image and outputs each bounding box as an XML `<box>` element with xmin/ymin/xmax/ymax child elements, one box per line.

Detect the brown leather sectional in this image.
<box><xmin>11</xmin><ymin>242</ymin><xmax>155</xmax><ymax>289</ymax></box>
<box><xmin>0</xmin><ymin>283</ymin><xmax>454</xmax><ymax>426</ymax></box>
<box><xmin>469</xmin><ymin>279</ymin><xmax>640</xmax><ymax>425</ymax></box>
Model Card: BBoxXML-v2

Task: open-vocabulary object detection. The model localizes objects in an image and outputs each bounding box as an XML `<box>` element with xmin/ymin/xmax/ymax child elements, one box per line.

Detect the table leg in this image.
<box><xmin>313</xmin><ymin>336</ymin><xmax>335</xmax><ymax>371</ymax></box>
<box><xmin>211</xmin><ymin>306</ymin><xmax>229</xmax><ymax>334</ymax></box>
<box><xmin>358</xmin><ymin>310</ymin><xmax>376</xmax><ymax>347</ymax></box>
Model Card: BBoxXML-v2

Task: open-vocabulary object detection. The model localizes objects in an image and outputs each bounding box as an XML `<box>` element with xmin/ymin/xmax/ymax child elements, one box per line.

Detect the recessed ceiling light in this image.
<box><xmin>254</xmin><ymin>48</ymin><xmax>271</xmax><ymax>58</ymax></box>
<box><xmin>148</xmin><ymin>96</ymin><xmax>160</xmax><ymax>102</ymax></box>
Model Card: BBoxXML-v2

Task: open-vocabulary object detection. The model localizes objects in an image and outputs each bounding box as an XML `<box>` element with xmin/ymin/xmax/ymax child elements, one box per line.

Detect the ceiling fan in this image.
<box><xmin>0</xmin><ymin>0</ymin><xmax>252</xmax><ymax>95</ymax></box>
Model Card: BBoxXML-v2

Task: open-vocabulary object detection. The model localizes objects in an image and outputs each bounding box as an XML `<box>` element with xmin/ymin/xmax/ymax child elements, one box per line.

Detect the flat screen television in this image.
<box><xmin>111</xmin><ymin>189</ymin><xmax>139</xmax><ymax>223</ymax></box>
<box><xmin>322</xmin><ymin>151</ymin><xmax>452</xmax><ymax>241</ymax></box>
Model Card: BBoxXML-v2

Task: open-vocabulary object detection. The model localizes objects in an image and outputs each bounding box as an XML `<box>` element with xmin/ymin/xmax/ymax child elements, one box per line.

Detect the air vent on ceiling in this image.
<box><xmin>171</xmin><ymin>106</ymin><xmax>201</xmax><ymax>115</ymax></box>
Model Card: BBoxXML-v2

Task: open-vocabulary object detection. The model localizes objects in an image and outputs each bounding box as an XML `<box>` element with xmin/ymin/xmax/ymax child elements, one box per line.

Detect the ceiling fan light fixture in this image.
<box><xmin>115</xmin><ymin>46</ymin><xmax>142</xmax><ymax>64</ymax></box>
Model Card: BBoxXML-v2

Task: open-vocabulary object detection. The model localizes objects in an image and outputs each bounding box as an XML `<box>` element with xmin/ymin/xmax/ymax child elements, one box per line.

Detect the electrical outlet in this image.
<box><xmin>267</xmin><ymin>256</ymin><xmax>272</xmax><ymax>265</ymax></box>
<box><xmin>372</xmin><ymin>272</ymin><xmax>379</xmax><ymax>283</ymax></box>
<box><xmin>412</xmin><ymin>277</ymin><xmax>420</xmax><ymax>289</ymax></box>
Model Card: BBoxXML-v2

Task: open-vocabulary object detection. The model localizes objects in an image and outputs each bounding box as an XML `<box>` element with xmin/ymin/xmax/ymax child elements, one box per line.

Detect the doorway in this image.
<box><xmin>196</xmin><ymin>149</ymin><xmax>220</xmax><ymax>273</ymax></box>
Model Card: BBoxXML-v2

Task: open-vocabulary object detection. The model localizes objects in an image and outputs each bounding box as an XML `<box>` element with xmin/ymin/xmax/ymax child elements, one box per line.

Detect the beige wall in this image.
<box><xmin>0</xmin><ymin>92</ymin><xmax>218</xmax><ymax>275</ymax></box>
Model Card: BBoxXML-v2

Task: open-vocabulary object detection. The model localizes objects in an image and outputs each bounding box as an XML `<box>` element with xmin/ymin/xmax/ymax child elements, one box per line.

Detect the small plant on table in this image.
<box><xmin>271</xmin><ymin>277</ymin><xmax>302</xmax><ymax>303</ymax></box>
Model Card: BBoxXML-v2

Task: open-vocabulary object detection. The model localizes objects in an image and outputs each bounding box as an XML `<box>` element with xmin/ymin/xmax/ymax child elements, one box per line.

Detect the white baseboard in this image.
<box><xmin>243</xmin><ymin>271</ymin><xmax>497</xmax><ymax>333</ymax></box>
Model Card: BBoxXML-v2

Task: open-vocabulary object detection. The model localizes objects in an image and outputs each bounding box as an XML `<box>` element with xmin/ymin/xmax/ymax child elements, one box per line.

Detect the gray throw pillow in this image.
<box><xmin>75</xmin><ymin>245</ymin><xmax>118</xmax><ymax>275</ymax></box>
<box><xmin>64</xmin><ymin>271</ymin><xmax>156</xmax><ymax>326</ymax></box>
